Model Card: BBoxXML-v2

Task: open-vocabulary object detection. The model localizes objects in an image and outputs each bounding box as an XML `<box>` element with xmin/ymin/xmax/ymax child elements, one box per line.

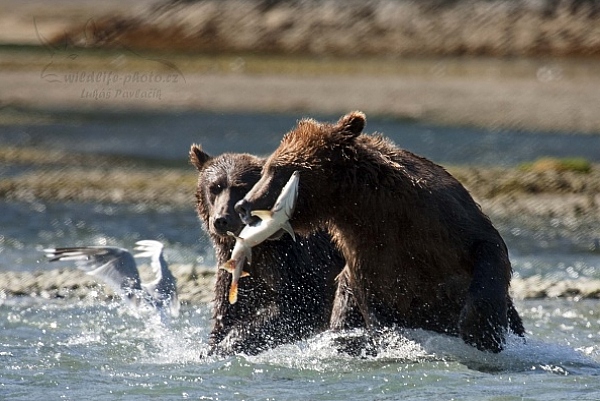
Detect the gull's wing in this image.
<box><xmin>134</xmin><ymin>240</ymin><xmax>179</xmax><ymax>317</ymax></box>
<box><xmin>134</xmin><ymin>240</ymin><xmax>165</xmax><ymax>278</ymax></box>
<box><xmin>44</xmin><ymin>246</ymin><xmax>142</xmax><ymax>296</ymax></box>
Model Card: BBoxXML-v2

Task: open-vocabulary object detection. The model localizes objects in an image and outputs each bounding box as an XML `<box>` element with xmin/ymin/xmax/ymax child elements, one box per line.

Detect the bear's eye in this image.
<box><xmin>209</xmin><ymin>183</ymin><xmax>222</xmax><ymax>195</ymax></box>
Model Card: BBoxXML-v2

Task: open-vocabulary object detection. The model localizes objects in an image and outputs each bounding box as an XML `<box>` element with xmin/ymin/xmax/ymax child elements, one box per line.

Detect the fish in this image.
<box><xmin>220</xmin><ymin>170</ymin><xmax>299</xmax><ymax>304</ymax></box>
<box><xmin>43</xmin><ymin>240</ymin><xmax>179</xmax><ymax>319</ymax></box>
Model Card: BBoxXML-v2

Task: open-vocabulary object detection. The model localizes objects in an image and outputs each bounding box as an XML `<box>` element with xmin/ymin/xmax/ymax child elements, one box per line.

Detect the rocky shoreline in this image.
<box><xmin>50</xmin><ymin>0</ymin><xmax>600</xmax><ymax>59</ymax></box>
<box><xmin>0</xmin><ymin>265</ymin><xmax>216</xmax><ymax>304</ymax></box>
<box><xmin>2</xmin><ymin>146</ymin><xmax>599</xmax><ymax>220</ymax></box>
<box><xmin>3</xmin><ymin>265</ymin><xmax>600</xmax><ymax>304</ymax></box>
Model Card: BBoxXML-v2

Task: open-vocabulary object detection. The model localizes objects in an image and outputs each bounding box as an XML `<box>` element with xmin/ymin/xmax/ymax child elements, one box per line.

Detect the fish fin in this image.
<box><xmin>228</xmin><ymin>282</ymin><xmax>238</xmax><ymax>304</ymax></box>
<box><xmin>282</xmin><ymin>221</ymin><xmax>296</xmax><ymax>242</ymax></box>
<box><xmin>250</xmin><ymin>210</ymin><xmax>273</xmax><ymax>221</ymax></box>
<box><xmin>219</xmin><ymin>260</ymin><xmax>235</xmax><ymax>274</ymax></box>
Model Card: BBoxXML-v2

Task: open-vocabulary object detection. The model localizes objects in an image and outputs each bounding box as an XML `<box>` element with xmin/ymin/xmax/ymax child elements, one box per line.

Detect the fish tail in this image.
<box><xmin>228</xmin><ymin>282</ymin><xmax>238</xmax><ymax>304</ymax></box>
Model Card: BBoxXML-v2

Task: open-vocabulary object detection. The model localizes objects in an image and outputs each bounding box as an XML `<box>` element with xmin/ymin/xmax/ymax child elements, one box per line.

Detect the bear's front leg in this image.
<box><xmin>330</xmin><ymin>266</ymin><xmax>385</xmax><ymax>357</ymax></box>
<box><xmin>330</xmin><ymin>266</ymin><xmax>382</xmax><ymax>332</ymax></box>
<box><xmin>330</xmin><ymin>266</ymin><xmax>366</xmax><ymax>331</ymax></box>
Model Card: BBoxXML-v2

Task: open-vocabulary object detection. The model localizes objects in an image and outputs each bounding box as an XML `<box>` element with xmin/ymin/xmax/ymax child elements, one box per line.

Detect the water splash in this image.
<box><xmin>244</xmin><ymin>327</ymin><xmax>600</xmax><ymax>375</ymax></box>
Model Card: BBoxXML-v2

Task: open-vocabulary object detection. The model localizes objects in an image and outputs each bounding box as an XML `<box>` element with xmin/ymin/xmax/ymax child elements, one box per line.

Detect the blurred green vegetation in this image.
<box><xmin>519</xmin><ymin>157</ymin><xmax>592</xmax><ymax>174</ymax></box>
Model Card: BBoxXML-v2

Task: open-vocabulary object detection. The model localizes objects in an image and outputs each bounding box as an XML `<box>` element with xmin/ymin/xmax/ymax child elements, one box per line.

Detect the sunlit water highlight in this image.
<box><xmin>2</xmin><ymin>297</ymin><xmax>600</xmax><ymax>400</ymax></box>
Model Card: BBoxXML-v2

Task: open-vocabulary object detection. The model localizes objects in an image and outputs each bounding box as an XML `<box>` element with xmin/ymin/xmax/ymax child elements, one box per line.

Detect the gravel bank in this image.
<box><xmin>52</xmin><ymin>0</ymin><xmax>600</xmax><ymax>58</ymax></box>
<box><xmin>2</xmin><ymin>66</ymin><xmax>600</xmax><ymax>134</ymax></box>
<box><xmin>0</xmin><ymin>265</ymin><xmax>215</xmax><ymax>304</ymax></box>
<box><xmin>1</xmin><ymin>166</ymin><xmax>599</xmax><ymax>220</ymax></box>
<box><xmin>3</xmin><ymin>266</ymin><xmax>600</xmax><ymax>303</ymax></box>
<box><xmin>2</xmin><ymin>146</ymin><xmax>599</xmax><ymax>220</ymax></box>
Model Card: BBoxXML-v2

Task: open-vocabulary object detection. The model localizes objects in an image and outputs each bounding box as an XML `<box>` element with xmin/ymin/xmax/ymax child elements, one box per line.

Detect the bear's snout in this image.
<box><xmin>211</xmin><ymin>214</ymin><xmax>240</xmax><ymax>236</ymax></box>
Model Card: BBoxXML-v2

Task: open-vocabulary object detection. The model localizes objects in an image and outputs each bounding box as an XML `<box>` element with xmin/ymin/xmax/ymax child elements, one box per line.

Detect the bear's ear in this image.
<box><xmin>336</xmin><ymin>111</ymin><xmax>366</xmax><ymax>139</ymax></box>
<box><xmin>189</xmin><ymin>144</ymin><xmax>211</xmax><ymax>171</ymax></box>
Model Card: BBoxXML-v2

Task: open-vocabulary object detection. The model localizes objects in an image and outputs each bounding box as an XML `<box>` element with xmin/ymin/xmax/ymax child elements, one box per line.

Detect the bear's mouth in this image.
<box><xmin>216</xmin><ymin>228</ymin><xmax>241</xmax><ymax>239</ymax></box>
<box><xmin>212</xmin><ymin>219</ymin><xmax>244</xmax><ymax>238</ymax></box>
<box><xmin>215</xmin><ymin>220</ymin><xmax>286</xmax><ymax>239</ymax></box>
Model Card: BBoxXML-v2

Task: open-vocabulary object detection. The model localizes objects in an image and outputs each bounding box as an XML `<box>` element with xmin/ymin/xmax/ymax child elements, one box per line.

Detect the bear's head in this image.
<box><xmin>190</xmin><ymin>144</ymin><xmax>263</xmax><ymax>240</ymax></box>
<box><xmin>235</xmin><ymin>111</ymin><xmax>366</xmax><ymax>234</ymax></box>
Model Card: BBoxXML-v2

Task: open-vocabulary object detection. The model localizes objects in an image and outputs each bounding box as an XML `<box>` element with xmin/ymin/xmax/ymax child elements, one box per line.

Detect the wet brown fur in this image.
<box><xmin>190</xmin><ymin>144</ymin><xmax>345</xmax><ymax>355</ymax></box>
<box><xmin>238</xmin><ymin>112</ymin><xmax>525</xmax><ymax>352</ymax></box>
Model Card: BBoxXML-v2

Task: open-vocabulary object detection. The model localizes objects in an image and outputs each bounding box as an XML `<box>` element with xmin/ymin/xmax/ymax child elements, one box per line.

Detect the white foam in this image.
<box><xmin>245</xmin><ymin>328</ymin><xmax>600</xmax><ymax>375</ymax></box>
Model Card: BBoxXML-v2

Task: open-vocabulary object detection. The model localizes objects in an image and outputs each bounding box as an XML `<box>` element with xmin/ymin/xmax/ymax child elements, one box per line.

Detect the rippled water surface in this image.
<box><xmin>2</xmin><ymin>110</ymin><xmax>600</xmax><ymax>165</ymax></box>
<box><xmin>2</xmin><ymin>297</ymin><xmax>600</xmax><ymax>401</ymax></box>
<box><xmin>1</xmin><ymin>111</ymin><xmax>600</xmax><ymax>400</ymax></box>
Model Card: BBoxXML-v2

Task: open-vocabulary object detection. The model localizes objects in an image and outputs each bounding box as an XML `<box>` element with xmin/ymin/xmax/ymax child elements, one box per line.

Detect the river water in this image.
<box><xmin>1</xmin><ymin>111</ymin><xmax>600</xmax><ymax>400</ymax></box>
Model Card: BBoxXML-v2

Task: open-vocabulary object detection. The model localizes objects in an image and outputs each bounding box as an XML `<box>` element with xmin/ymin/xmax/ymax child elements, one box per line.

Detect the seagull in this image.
<box><xmin>44</xmin><ymin>240</ymin><xmax>180</xmax><ymax>318</ymax></box>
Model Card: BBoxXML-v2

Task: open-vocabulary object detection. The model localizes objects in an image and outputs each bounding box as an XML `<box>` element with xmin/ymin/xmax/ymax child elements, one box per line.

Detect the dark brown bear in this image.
<box><xmin>235</xmin><ymin>112</ymin><xmax>525</xmax><ymax>353</ymax></box>
<box><xmin>190</xmin><ymin>144</ymin><xmax>346</xmax><ymax>355</ymax></box>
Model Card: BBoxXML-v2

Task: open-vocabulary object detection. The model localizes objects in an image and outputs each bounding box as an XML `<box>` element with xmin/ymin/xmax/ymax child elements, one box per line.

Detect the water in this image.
<box><xmin>1</xmin><ymin>110</ymin><xmax>600</xmax><ymax>399</ymax></box>
<box><xmin>2</xmin><ymin>298</ymin><xmax>600</xmax><ymax>400</ymax></box>
<box><xmin>0</xmin><ymin>201</ymin><xmax>209</xmax><ymax>272</ymax></box>
<box><xmin>2</xmin><ymin>110</ymin><xmax>600</xmax><ymax>166</ymax></box>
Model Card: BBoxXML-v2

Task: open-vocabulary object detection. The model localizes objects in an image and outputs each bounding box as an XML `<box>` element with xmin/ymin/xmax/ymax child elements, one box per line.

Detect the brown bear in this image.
<box><xmin>235</xmin><ymin>112</ymin><xmax>525</xmax><ymax>353</ymax></box>
<box><xmin>189</xmin><ymin>144</ymin><xmax>346</xmax><ymax>355</ymax></box>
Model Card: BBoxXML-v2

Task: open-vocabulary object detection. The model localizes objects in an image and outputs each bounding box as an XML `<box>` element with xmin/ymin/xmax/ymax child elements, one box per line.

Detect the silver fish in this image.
<box><xmin>220</xmin><ymin>171</ymin><xmax>299</xmax><ymax>304</ymax></box>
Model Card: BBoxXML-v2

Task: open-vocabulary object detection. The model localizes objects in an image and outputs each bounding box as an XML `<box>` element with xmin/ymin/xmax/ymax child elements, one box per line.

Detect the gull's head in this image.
<box><xmin>134</xmin><ymin>240</ymin><xmax>164</xmax><ymax>258</ymax></box>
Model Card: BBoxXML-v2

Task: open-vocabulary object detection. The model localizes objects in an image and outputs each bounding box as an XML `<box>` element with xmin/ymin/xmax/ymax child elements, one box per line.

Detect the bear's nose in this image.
<box><xmin>234</xmin><ymin>199</ymin><xmax>253</xmax><ymax>225</ymax></box>
<box><xmin>213</xmin><ymin>215</ymin><xmax>229</xmax><ymax>233</ymax></box>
